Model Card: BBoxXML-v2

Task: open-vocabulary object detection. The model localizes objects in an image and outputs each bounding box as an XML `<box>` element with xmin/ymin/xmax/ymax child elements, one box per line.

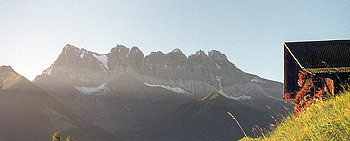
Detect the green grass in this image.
<box><xmin>241</xmin><ymin>91</ymin><xmax>350</xmax><ymax>141</ymax></box>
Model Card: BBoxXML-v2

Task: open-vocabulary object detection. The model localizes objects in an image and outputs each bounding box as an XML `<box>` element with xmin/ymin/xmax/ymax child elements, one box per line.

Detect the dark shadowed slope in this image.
<box><xmin>138</xmin><ymin>92</ymin><xmax>274</xmax><ymax>141</ymax></box>
<box><xmin>0</xmin><ymin>66</ymin><xmax>114</xmax><ymax>141</ymax></box>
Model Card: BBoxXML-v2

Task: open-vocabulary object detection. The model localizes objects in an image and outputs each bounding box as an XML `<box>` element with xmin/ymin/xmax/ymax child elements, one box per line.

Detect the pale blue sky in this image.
<box><xmin>0</xmin><ymin>0</ymin><xmax>349</xmax><ymax>82</ymax></box>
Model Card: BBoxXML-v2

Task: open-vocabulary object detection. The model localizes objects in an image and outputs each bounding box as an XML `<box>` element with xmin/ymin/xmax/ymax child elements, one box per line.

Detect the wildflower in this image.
<box><xmin>284</xmin><ymin>93</ymin><xmax>291</xmax><ymax>100</ymax></box>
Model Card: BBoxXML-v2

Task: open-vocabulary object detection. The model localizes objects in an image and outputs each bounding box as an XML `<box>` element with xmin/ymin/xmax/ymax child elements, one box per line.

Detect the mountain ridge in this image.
<box><xmin>32</xmin><ymin>44</ymin><xmax>288</xmax><ymax>140</ymax></box>
<box><xmin>0</xmin><ymin>65</ymin><xmax>115</xmax><ymax>140</ymax></box>
<box><xmin>36</xmin><ymin>44</ymin><xmax>282</xmax><ymax>101</ymax></box>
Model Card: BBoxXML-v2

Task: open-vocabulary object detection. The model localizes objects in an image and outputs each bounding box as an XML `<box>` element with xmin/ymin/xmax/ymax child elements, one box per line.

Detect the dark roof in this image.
<box><xmin>284</xmin><ymin>40</ymin><xmax>350</xmax><ymax>73</ymax></box>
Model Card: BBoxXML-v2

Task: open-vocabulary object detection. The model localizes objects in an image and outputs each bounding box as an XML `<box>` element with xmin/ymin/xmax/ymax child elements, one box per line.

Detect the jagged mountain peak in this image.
<box><xmin>145</xmin><ymin>51</ymin><xmax>165</xmax><ymax>59</ymax></box>
<box><xmin>167</xmin><ymin>48</ymin><xmax>186</xmax><ymax>59</ymax></box>
<box><xmin>150</xmin><ymin>51</ymin><xmax>165</xmax><ymax>55</ymax></box>
<box><xmin>64</xmin><ymin>43</ymin><xmax>77</xmax><ymax>49</ymax></box>
<box><xmin>128</xmin><ymin>46</ymin><xmax>144</xmax><ymax>56</ymax></box>
<box><xmin>61</xmin><ymin>44</ymin><xmax>90</xmax><ymax>59</ymax></box>
<box><xmin>0</xmin><ymin>65</ymin><xmax>20</xmax><ymax>86</ymax></box>
<box><xmin>109</xmin><ymin>44</ymin><xmax>129</xmax><ymax>55</ymax></box>
<box><xmin>169</xmin><ymin>48</ymin><xmax>183</xmax><ymax>54</ymax></box>
<box><xmin>63</xmin><ymin>44</ymin><xmax>79</xmax><ymax>53</ymax></box>
<box><xmin>0</xmin><ymin>65</ymin><xmax>38</xmax><ymax>90</ymax></box>
<box><xmin>208</xmin><ymin>50</ymin><xmax>227</xmax><ymax>61</ymax></box>
<box><xmin>0</xmin><ymin>65</ymin><xmax>19</xmax><ymax>80</ymax></box>
<box><xmin>0</xmin><ymin>65</ymin><xmax>16</xmax><ymax>74</ymax></box>
<box><xmin>193</xmin><ymin>49</ymin><xmax>207</xmax><ymax>57</ymax></box>
<box><xmin>114</xmin><ymin>44</ymin><xmax>128</xmax><ymax>49</ymax></box>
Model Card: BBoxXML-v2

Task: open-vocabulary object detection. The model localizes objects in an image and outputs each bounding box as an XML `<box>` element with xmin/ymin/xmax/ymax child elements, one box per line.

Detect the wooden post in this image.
<box><xmin>324</xmin><ymin>78</ymin><xmax>334</xmax><ymax>95</ymax></box>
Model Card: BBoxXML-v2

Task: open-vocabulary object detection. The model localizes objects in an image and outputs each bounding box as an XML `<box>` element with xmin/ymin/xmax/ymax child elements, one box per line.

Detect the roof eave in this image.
<box><xmin>283</xmin><ymin>42</ymin><xmax>314</xmax><ymax>75</ymax></box>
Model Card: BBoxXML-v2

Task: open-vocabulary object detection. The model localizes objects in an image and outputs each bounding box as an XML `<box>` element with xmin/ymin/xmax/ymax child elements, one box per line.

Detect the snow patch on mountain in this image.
<box><xmin>80</xmin><ymin>50</ymin><xmax>87</xmax><ymax>58</ymax></box>
<box><xmin>216</xmin><ymin>76</ymin><xmax>251</xmax><ymax>101</ymax></box>
<box><xmin>251</xmin><ymin>78</ymin><xmax>266</xmax><ymax>84</ymax></box>
<box><xmin>171</xmin><ymin>48</ymin><xmax>181</xmax><ymax>53</ymax></box>
<box><xmin>216</xmin><ymin>76</ymin><xmax>230</xmax><ymax>97</ymax></box>
<box><xmin>229</xmin><ymin>95</ymin><xmax>252</xmax><ymax>100</ymax></box>
<box><xmin>143</xmin><ymin>82</ymin><xmax>189</xmax><ymax>94</ymax></box>
<box><xmin>75</xmin><ymin>83</ymin><xmax>110</xmax><ymax>95</ymax></box>
<box><xmin>215</xmin><ymin>63</ymin><xmax>221</xmax><ymax>70</ymax></box>
<box><xmin>93</xmin><ymin>54</ymin><xmax>109</xmax><ymax>71</ymax></box>
<box><xmin>126</xmin><ymin>51</ymin><xmax>131</xmax><ymax>57</ymax></box>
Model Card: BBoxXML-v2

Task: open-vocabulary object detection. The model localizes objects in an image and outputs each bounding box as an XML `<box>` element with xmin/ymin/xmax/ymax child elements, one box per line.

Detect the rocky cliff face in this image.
<box><xmin>37</xmin><ymin>44</ymin><xmax>282</xmax><ymax>100</ymax></box>
<box><xmin>33</xmin><ymin>44</ymin><xmax>286</xmax><ymax>140</ymax></box>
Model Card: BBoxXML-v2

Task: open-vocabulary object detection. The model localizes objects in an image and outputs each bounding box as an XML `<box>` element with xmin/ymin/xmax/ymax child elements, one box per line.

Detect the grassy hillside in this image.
<box><xmin>241</xmin><ymin>91</ymin><xmax>350</xmax><ymax>141</ymax></box>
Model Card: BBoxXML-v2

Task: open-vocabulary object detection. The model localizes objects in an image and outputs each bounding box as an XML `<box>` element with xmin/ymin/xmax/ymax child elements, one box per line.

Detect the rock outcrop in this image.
<box><xmin>36</xmin><ymin>44</ymin><xmax>282</xmax><ymax>100</ymax></box>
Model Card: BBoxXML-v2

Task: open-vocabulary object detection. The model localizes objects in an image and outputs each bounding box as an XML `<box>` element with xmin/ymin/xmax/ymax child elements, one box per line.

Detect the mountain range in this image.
<box><xmin>1</xmin><ymin>44</ymin><xmax>289</xmax><ymax>140</ymax></box>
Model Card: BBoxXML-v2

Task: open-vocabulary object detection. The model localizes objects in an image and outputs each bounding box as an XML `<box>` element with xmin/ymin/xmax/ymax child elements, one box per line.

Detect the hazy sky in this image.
<box><xmin>0</xmin><ymin>0</ymin><xmax>349</xmax><ymax>82</ymax></box>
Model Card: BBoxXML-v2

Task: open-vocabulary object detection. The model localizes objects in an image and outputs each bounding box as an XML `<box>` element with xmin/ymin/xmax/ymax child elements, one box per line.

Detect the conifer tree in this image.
<box><xmin>52</xmin><ymin>131</ymin><xmax>62</xmax><ymax>141</ymax></box>
<box><xmin>66</xmin><ymin>136</ymin><xmax>73</xmax><ymax>141</ymax></box>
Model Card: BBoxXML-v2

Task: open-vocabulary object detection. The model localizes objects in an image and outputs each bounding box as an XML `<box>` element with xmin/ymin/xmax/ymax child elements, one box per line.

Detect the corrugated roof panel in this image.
<box><xmin>285</xmin><ymin>40</ymin><xmax>350</xmax><ymax>69</ymax></box>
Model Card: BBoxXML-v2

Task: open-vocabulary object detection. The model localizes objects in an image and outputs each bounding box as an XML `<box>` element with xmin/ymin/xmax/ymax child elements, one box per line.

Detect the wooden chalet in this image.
<box><xmin>283</xmin><ymin>40</ymin><xmax>350</xmax><ymax>99</ymax></box>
